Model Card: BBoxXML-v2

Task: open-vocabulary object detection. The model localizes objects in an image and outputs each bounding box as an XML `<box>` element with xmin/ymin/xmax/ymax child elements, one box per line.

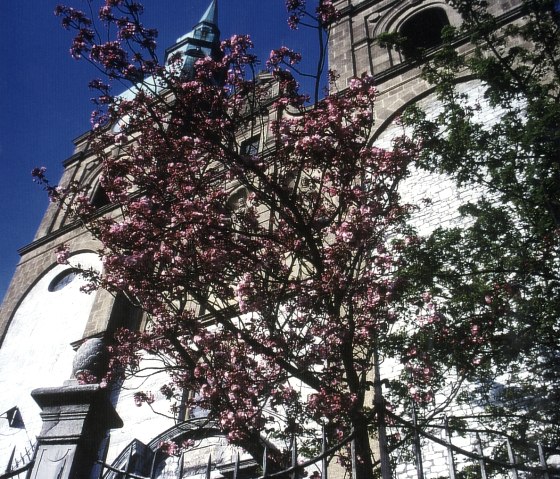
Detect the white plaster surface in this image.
<box><xmin>375</xmin><ymin>80</ymin><xmax>493</xmax><ymax>236</ymax></box>
<box><xmin>374</xmin><ymin>80</ymin><xmax>516</xmax><ymax>478</ymax></box>
<box><xmin>106</xmin><ymin>355</ymin><xmax>177</xmax><ymax>465</ymax></box>
<box><xmin>0</xmin><ymin>252</ymin><xmax>100</xmax><ymax>471</ymax></box>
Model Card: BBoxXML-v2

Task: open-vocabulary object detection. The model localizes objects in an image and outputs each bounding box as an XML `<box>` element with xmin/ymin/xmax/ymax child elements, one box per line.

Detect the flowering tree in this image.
<box><xmin>41</xmin><ymin>2</ymin><xmax>421</xmax><ymax>476</ymax></box>
<box><xmin>34</xmin><ymin>0</ymin><xmax>543</xmax><ymax>476</ymax></box>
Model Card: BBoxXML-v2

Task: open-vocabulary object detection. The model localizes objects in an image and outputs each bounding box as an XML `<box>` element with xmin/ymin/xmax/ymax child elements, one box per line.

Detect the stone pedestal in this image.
<box><xmin>29</xmin><ymin>382</ymin><xmax>122</xmax><ymax>479</ymax></box>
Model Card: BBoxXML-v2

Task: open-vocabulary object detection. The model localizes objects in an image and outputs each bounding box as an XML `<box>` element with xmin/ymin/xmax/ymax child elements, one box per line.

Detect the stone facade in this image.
<box><xmin>329</xmin><ymin>2</ymin><xmax>524</xmax><ymax>478</ymax></box>
<box><xmin>0</xmin><ymin>1</ymin><xmax>528</xmax><ymax>478</ymax></box>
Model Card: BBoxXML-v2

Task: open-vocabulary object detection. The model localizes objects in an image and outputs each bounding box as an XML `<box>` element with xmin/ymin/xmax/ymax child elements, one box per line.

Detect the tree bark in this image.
<box><xmin>352</xmin><ymin>415</ymin><xmax>377</xmax><ymax>479</ymax></box>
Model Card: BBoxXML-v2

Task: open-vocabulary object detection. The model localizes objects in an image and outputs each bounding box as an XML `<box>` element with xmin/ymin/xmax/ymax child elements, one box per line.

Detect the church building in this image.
<box><xmin>0</xmin><ymin>1</ymin><xmax>536</xmax><ymax>478</ymax></box>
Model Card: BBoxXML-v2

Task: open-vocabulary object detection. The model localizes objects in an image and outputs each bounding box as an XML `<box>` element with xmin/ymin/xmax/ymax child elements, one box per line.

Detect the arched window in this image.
<box><xmin>240</xmin><ymin>135</ymin><xmax>260</xmax><ymax>157</ymax></box>
<box><xmin>400</xmin><ymin>8</ymin><xmax>450</xmax><ymax>59</ymax></box>
<box><xmin>107</xmin><ymin>292</ymin><xmax>143</xmax><ymax>332</ymax></box>
<box><xmin>91</xmin><ymin>184</ymin><xmax>110</xmax><ymax>209</ymax></box>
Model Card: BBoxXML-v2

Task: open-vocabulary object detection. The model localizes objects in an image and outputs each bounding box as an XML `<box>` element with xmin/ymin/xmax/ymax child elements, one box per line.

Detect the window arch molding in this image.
<box><xmin>106</xmin><ymin>418</ymin><xmax>262</xmax><ymax>478</ymax></box>
<box><xmin>0</xmin><ymin>251</ymin><xmax>102</xmax><ymax>444</ymax></box>
<box><xmin>0</xmin><ymin>248</ymin><xmax>101</xmax><ymax>347</ymax></box>
<box><xmin>369</xmin><ymin>75</ymin><xmax>482</xmax><ymax>145</ymax></box>
<box><xmin>369</xmin><ymin>1</ymin><xmax>459</xmax><ymax>39</ymax></box>
<box><xmin>90</xmin><ymin>180</ymin><xmax>111</xmax><ymax>209</ymax></box>
<box><xmin>78</xmin><ymin>163</ymin><xmax>113</xmax><ymax>210</ymax></box>
<box><xmin>368</xmin><ymin>1</ymin><xmax>461</xmax><ymax>66</ymax></box>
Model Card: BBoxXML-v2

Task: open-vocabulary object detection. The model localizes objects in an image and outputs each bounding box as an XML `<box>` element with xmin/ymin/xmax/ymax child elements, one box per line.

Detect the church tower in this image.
<box><xmin>327</xmin><ymin>2</ymin><xmax>531</xmax><ymax>478</ymax></box>
<box><xmin>0</xmin><ymin>0</ymin><xmax>540</xmax><ymax>478</ymax></box>
<box><xmin>328</xmin><ymin>0</ymin><xmax>524</xmax><ymax>242</ymax></box>
<box><xmin>165</xmin><ymin>0</ymin><xmax>222</xmax><ymax>79</ymax></box>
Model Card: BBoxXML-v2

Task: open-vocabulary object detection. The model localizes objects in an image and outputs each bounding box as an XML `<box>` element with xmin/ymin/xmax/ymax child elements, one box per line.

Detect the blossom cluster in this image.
<box><xmin>285</xmin><ymin>0</ymin><xmax>339</xmax><ymax>29</ymax></box>
<box><xmin>46</xmin><ymin>1</ymin><xmax>429</xmax><ymax>473</ymax></box>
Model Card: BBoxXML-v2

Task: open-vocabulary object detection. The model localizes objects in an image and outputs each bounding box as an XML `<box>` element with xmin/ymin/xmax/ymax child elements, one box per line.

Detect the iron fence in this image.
<box><xmin>93</xmin><ymin>419</ymin><xmax>560</xmax><ymax>479</ymax></box>
<box><xmin>0</xmin><ymin>441</ymin><xmax>35</xmax><ymax>479</ymax></box>
<box><xmin>3</xmin><ymin>417</ymin><xmax>558</xmax><ymax>479</ymax></box>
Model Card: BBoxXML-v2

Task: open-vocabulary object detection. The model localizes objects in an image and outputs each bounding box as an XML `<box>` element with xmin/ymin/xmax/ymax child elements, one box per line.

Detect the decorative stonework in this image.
<box><xmin>30</xmin><ymin>383</ymin><xmax>122</xmax><ymax>479</ymax></box>
<box><xmin>72</xmin><ymin>337</ymin><xmax>109</xmax><ymax>383</ymax></box>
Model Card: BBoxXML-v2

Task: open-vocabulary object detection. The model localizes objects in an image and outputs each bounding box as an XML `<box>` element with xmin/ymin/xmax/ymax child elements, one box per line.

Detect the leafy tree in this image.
<box><xmin>400</xmin><ymin>0</ymin><xmax>560</xmax><ymax>455</ymax></box>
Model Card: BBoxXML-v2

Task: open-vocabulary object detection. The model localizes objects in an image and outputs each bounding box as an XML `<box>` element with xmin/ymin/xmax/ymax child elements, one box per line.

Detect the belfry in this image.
<box><xmin>166</xmin><ymin>0</ymin><xmax>222</xmax><ymax>78</ymax></box>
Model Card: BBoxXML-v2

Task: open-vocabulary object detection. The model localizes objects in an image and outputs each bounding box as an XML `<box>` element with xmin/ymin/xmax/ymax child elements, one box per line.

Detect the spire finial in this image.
<box><xmin>199</xmin><ymin>0</ymin><xmax>218</xmax><ymax>27</ymax></box>
<box><xmin>166</xmin><ymin>0</ymin><xmax>222</xmax><ymax>79</ymax></box>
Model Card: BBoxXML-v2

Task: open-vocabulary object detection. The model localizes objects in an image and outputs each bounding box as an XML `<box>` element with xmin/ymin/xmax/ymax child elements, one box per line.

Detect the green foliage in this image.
<box><xmin>376</xmin><ymin>32</ymin><xmax>407</xmax><ymax>51</ymax></box>
<box><xmin>402</xmin><ymin>0</ymin><xmax>560</xmax><ymax>448</ymax></box>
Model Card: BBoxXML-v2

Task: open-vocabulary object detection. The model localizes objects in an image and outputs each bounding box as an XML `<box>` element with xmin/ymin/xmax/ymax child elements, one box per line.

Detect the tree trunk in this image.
<box><xmin>352</xmin><ymin>416</ymin><xmax>377</xmax><ymax>479</ymax></box>
<box><xmin>374</xmin><ymin>347</ymin><xmax>393</xmax><ymax>479</ymax></box>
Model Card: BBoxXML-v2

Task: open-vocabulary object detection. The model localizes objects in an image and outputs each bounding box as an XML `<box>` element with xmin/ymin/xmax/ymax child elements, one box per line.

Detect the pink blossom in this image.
<box><xmin>55</xmin><ymin>244</ymin><xmax>70</xmax><ymax>264</ymax></box>
<box><xmin>158</xmin><ymin>440</ymin><xmax>178</xmax><ymax>456</ymax></box>
<box><xmin>45</xmin><ymin>3</ymin><xmax>427</xmax><ymax>465</ymax></box>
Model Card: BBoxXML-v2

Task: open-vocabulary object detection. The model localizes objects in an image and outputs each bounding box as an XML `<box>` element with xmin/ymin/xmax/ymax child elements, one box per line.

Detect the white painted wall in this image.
<box><xmin>0</xmin><ymin>252</ymin><xmax>100</xmax><ymax>471</ymax></box>
<box><xmin>375</xmin><ymin>80</ymin><xmax>509</xmax><ymax>478</ymax></box>
<box><xmin>106</xmin><ymin>355</ymin><xmax>178</xmax><ymax>465</ymax></box>
<box><xmin>375</xmin><ymin>80</ymin><xmax>494</xmax><ymax>236</ymax></box>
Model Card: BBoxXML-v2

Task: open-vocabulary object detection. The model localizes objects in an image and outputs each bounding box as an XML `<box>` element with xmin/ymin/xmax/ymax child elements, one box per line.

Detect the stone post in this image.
<box><xmin>29</xmin><ymin>383</ymin><xmax>122</xmax><ymax>479</ymax></box>
<box><xmin>28</xmin><ymin>338</ymin><xmax>122</xmax><ymax>478</ymax></box>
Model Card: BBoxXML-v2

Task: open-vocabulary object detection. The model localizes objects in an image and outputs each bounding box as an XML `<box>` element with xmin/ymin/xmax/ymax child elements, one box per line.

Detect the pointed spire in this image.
<box><xmin>165</xmin><ymin>0</ymin><xmax>222</xmax><ymax>79</ymax></box>
<box><xmin>190</xmin><ymin>0</ymin><xmax>219</xmax><ymax>44</ymax></box>
<box><xmin>199</xmin><ymin>0</ymin><xmax>218</xmax><ymax>27</ymax></box>
<box><xmin>173</xmin><ymin>0</ymin><xmax>220</xmax><ymax>44</ymax></box>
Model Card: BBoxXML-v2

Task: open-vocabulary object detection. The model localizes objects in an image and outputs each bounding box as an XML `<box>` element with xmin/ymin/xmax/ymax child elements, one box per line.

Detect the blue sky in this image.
<box><xmin>0</xmin><ymin>1</ymin><xmax>322</xmax><ymax>301</ymax></box>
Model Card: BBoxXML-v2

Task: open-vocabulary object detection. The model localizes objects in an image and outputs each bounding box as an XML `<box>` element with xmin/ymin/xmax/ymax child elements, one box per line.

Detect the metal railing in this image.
<box><xmin>0</xmin><ymin>442</ymin><xmax>35</xmax><ymax>479</ymax></box>
<box><xmin>96</xmin><ymin>417</ymin><xmax>560</xmax><ymax>479</ymax></box>
<box><xmin>388</xmin><ymin>410</ymin><xmax>560</xmax><ymax>479</ymax></box>
<box><xmin>4</xmin><ymin>416</ymin><xmax>558</xmax><ymax>479</ymax></box>
<box><xmin>97</xmin><ymin>426</ymin><xmax>348</xmax><ymax>479</ymax></box>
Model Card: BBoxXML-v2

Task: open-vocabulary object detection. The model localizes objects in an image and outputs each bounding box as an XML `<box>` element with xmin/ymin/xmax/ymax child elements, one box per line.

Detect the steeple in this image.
<box><xmin>165</xmin><ymin>0</ymin><xmax>221</xmax><ymax>79</ymax></box>
<box><xmin>199</xmin><ymin>0</ymin><xmax>218</xmax><ymax>28</ymax></box>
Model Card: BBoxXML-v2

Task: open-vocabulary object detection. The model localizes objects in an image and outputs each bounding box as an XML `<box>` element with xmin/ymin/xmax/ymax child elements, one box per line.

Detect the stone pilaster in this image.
<box><xmin>29</xmin><ymin>383</ymin><xmax>122</xmax><ymax>479</ymax></box>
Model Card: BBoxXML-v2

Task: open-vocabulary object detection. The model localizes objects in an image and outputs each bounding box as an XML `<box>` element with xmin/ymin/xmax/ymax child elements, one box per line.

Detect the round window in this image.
<box><xmin>48</xmin><ymin>269</ymin><xmax>79</xmax><ymax>292</ymax></box>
